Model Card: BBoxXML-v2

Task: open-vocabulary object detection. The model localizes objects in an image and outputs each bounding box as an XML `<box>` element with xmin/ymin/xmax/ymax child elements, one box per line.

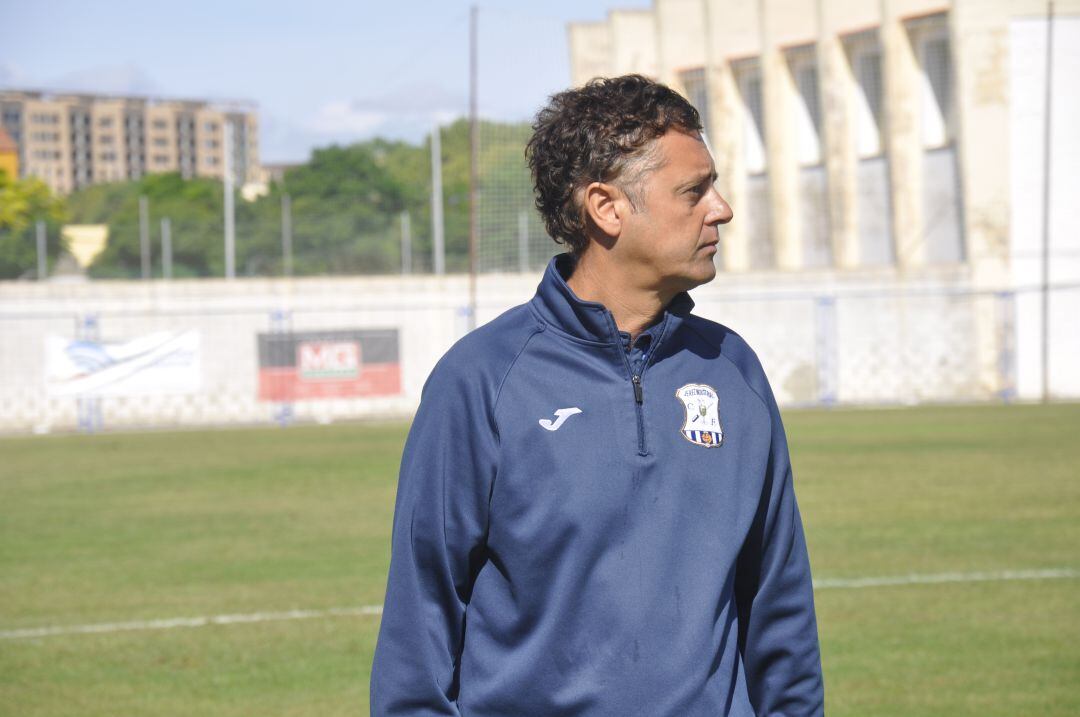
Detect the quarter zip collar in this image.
<box><xmin>530</xmin><ymin>253</ymin><xmax>696</xmax><ymax>346</ymax></box>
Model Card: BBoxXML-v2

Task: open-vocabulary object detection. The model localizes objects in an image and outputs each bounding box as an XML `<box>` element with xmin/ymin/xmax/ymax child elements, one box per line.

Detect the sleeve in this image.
<box><xmin>370</xmin><ymin>357</ymin><xmax>498</xmax><ymax>716</ymax></box>
<box><xmin>734</xmin><ymin>384</ymin><xmax>825</xmax><ymax>716</ymax></box>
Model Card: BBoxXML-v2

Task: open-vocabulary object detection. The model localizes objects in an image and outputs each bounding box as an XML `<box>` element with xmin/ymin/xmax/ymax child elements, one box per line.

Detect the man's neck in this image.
<box><xmin>566</xmin><ymin>251</ymin><xmax>675</xmax><ymax>343</ymax></box>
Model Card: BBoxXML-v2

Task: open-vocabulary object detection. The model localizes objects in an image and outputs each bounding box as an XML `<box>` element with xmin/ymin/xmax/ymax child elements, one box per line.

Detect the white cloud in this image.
<box><xmin>305</xmin><ymin>101</ymin><xmax>387</xmax><ymax>136</ymax></box>
<box><xmin>46</xmin><ymin>63</ymin><xmax>161</xmax><ymax>95</ymax></box>
<box><xmin>0</xmin><ymin>63</ymin><xmax>27</xmax><ymax>88</ymax></box>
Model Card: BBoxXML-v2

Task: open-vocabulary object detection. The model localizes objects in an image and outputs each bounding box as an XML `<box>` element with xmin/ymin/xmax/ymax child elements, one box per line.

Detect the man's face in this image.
<box><xmin>614</xmin><ymin>129</ymin><xmax>733</xmax><ymax>294</ymax></box>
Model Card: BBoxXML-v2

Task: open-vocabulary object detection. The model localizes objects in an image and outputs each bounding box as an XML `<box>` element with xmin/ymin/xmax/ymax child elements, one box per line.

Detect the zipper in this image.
<box><xmin>626</xmin><ymin>360</ymin><xmax>647</xmax><ymax>456</ymax></box>
<box><xmin>631</xmin><ymin>374</ymin><xmax>645</xmax><ymax>455</ymax></box>
<box><xmin>620</xmin><ymin>348</ymin><xmax>648</xmax><ymax>456</ymax></box>
<box><xmin>609</xmin><ymin>313</ymin><xmax>670</xmax><ymax>458</ymax></box>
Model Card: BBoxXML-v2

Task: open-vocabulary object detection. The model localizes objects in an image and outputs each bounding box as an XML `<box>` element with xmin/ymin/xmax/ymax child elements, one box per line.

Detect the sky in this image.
<box><xmin>0</xmin><ymin>0</ymin><xmax>650</xmax><ymax>164</ymax></box>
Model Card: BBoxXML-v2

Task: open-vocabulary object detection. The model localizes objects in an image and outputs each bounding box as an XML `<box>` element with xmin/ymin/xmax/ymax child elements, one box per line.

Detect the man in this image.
<box><xmin>371</xmin><ymin>74</ymin><xmax>824</xmax><ymax>715</ymax></box>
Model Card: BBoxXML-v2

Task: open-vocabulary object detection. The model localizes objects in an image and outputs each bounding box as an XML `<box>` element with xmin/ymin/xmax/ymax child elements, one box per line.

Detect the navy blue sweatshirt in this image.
<box><xmin>371</xmin><ymin>254</ymin><xmax>824</xmax><ymax>716</ymax></box>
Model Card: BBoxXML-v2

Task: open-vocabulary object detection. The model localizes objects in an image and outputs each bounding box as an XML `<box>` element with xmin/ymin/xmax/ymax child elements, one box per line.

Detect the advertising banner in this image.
<box><xmin>45</xmin><ymin>331</ymin><xmax>201</xmax><ymax>397</ymax></box>
<box><xmin>256</xmin><ymin>328</ymin><xmax>401</xmax><ymax>401</ymax></box>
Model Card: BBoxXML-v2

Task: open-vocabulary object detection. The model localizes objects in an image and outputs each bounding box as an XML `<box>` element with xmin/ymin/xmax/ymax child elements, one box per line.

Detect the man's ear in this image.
<box><xmin>582</xmin><ymin>182</ymin><xmax>625</xmax><ymax>239</ymax></box>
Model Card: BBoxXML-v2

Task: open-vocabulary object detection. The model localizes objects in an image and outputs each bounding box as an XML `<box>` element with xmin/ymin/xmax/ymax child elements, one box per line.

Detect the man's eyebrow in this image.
<box><xmin>679</xmin><ymin>169</ymin><xmax>718</xmax><ymax>191</ymax></box>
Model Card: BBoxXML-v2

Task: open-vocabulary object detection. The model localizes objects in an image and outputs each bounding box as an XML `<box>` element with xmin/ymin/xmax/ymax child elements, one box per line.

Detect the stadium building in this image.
<box><xmin>0</xmin><ymin>90</ymin><xmax>260</xmax><ymax>195</ymax></box>
<box><xmin>567</xmin><ymin>0</ymin><xmax>1080</xmax><ymax>402</ymax></box>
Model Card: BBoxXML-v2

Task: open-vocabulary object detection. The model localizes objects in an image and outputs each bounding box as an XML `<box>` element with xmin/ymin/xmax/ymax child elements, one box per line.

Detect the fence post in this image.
<box><xmin>281</xmin><ymin>193</ymin><xmax>293</xmax><ymax>277</ymax></box>
<box><xmin>139</xmin><ymin>195</ymin><xmax>150</xmax><ymax>279</ymax></box>
<box><xmin>270</xmin><ymin>309</ymin><xmax>294</xmax><ymax>427</ymax></box>
<box><xmin>996</xmin><ymin>290</ymin><xmax>1017</xmax><ymax>403</ymax></box>
<box><xmin>814</xmin><ymin>296</ymin><xmax>838</xmax><ymax>406</ymax></box>
<box><xmin>401</xmin><ymin>211</ymin><xmax>412</xmax><ymax>275</ymax></box>
<box><xmin>161</xmin><ymin>218</ymin><xmax>172</xmax><ymax>279</ymax></box>
<box><xmin>76</xmin><ymin>314</ymin><xmax>103</xmax><ymax>433</ymax></box>
<box><xmin>518</xmin><ymin>211</ymin><xmax>529</xmax><ymax>273</ymax></box>
<box><xmin>35</xmin><ymin>220</ymin><xmax>47</xmax><ymax>280</ymax></box>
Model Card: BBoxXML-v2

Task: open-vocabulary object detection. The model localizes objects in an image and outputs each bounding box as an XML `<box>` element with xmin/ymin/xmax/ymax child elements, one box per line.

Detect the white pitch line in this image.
<box><xmin>2</xmin><ymin>568</ymin><xmax>1077</xmax><ymax>641</ymax></box>
<box><xmin>813</xmin><ymin>567</ymin><xmax>1079</xmax><ymax>590</ymax></box>
<box><xmin>0</xmin><ymin>605</ymin><xmax>383</xmax><ymax>640</ymax></box>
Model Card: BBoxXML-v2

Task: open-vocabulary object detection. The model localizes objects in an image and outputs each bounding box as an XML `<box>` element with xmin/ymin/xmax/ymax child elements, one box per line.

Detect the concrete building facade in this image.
<box><xmin>568</xmin><ymin>0</ymin><xmax>1080</xmax><ymax>402</ymax></box>
<box><xmin>0</xmin><ymin>90</ymin><xmax>260</xmax><ymax>195</ymax></box>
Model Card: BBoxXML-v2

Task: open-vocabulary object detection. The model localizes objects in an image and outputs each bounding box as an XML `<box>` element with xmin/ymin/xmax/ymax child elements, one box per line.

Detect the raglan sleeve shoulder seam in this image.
<box><xmin>489</xmin><ymin>323</ymin><xmax>545</xmax><ymax>441</ymax></box>
<box><xmin>428</xmin><ymin>311</ymin><xmax>544</xmax><ymax>445</ymax></box>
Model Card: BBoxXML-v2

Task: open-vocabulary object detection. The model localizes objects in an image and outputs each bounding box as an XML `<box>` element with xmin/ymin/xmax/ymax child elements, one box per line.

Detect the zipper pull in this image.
<box><xmin>632</xmin><ymin>375</ymin><xmax>643</xmax><ymax>404</ymax></box>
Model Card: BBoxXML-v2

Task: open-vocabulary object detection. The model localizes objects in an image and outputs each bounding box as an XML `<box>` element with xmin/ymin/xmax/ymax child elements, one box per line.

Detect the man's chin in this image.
<box><xmin>693</xmin><ymin>258</ymin><xmax>718</xmax><ymax>284</ymax></box>
<box><xmin>672</xmin><ymin>263</ymin><xmax>716</xmax><ymax>293</ymax></box>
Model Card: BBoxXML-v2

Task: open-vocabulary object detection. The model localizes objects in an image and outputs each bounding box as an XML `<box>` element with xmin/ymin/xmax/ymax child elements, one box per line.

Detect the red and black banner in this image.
<box><xmin>256</xmin><ymin>328</ymin><xmax>401</xmax><ymax>401</ymax></box>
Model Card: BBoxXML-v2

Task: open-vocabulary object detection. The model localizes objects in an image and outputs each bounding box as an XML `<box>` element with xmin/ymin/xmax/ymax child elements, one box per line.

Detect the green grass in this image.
<box><xmin>1</xmin><ymin>404</ymin><xmax>1078</xmax><ymax>715</ymax></box>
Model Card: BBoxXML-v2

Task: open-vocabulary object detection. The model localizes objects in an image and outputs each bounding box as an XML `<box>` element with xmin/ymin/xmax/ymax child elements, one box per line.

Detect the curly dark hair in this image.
<box><xmin>525</xmin><ymin>74</ymin><xmax>702</xmax><ymax>256</ymax></box>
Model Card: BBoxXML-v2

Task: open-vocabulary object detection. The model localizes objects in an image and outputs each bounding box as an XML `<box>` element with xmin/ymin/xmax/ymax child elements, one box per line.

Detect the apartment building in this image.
<box><xmin>0</xmin><ymin>90</ymin><xmax>260</xmax><ymax>195</ymax></box>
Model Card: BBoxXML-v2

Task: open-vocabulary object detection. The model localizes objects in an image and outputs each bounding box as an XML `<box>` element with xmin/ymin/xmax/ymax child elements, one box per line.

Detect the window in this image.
<box><xmin>908</xmin><ymin>14</ymin><xmax>954</xmax><ymax>148</ymax></box>
<box><xmin>99</xmin><ymin>135</ymin><xmax>114</xmax><ymax>145</ymax></box>
<box><xmin>98</xmin><ymin>117</ymin><xmax>114</xmax><ymax>128</ymax></box>
<box><xmin>845</xmin><ymin>31</ymin><xmax>885</xmax><ymax>157</ymax></box>
<box><xmin>153</xmin><ymin>154</ymin><xmax>169</xmax><ymax>164</ymax></box>
<box><xmin>678</xmin><ymin>67</ymin><xmax>711</xmax><ymax>137</ymax></box>
<box><xmin>204</xmin><ymin>139</ymin><xmax>219</xmax><ymax>149</ymax></box>
<box><xmin>732</xmin><ymin>58</ymin><xmax>766</xmax><ymax>174</ymax></box>
<box><xmin>204</xmin><ymin>121</ymin><xmax>218</xmax><ymax>132</ymax></box>
<box><xmin>786</xmin><ymin>46</ymin><xmax>823</xmax><ymax>166</ymax></box>
<box><xmin>152</xmin><ymin>119</ymin><xmax>168</xmax><ymax>130</ymax></box>
<box><xmin>153</xmin><ymin>137</ymin><xmax>168</xmax><ymax>147</ymax></box>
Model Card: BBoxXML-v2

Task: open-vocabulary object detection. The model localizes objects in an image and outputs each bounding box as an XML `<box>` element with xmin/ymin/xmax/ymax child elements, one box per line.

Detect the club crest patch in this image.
<box><xmin>676</xmin><ymin>383</ymin><xmax>724</xmax><ymax>448</ymax></box>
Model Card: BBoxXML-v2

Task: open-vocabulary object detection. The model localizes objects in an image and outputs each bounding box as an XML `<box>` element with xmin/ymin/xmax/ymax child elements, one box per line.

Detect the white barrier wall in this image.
<box><xmin>3</xmin><ymin>264</ymin><xmax>1076</xmax><ymax>435</ymax></box>
<box><xmin>1010</xmin><ymin>16</ymin><xmax>1080</xmax><ymax>400</ymax></box>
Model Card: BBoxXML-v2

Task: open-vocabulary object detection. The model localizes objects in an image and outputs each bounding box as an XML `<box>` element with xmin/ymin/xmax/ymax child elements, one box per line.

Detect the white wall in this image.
<box><xmin>1009</xmin><ymin>17</ymin><xmax>1080</xmax><ymax>400</ymax></box>
<box><xmin>4</xmin><ymin>261</ymin><xmax>1071</xmax><ymax>434</ymax></box>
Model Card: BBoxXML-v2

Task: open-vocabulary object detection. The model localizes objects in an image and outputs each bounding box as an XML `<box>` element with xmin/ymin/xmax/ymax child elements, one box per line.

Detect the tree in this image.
<box><xmin>0</xmin><ymin>170</ymin><xmax>67</xmax><ymax>279</ymax></box>
<box><xmin>62</xmin><ymin>118</ymin><xmax>544</xmax><ymax>278</ymax></box>
<box><xmin>70</xmin><ymin>173</ymin><xmax>229</xmax><ymax>279</ymax></box>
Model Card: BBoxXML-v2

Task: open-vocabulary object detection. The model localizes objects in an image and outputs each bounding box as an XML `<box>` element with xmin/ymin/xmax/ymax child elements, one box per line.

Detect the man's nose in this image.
<box><xmin>705</xmin><ymin>188</ymin><xmax>734</xmax><ymax>226</ymax></box>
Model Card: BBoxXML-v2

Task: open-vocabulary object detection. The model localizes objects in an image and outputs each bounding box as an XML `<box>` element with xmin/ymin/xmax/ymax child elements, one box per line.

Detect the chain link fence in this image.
<box><xmin>2</xmin><ymin>280</ymin><xmax>1075</xmax><ymax>435</ymax></box>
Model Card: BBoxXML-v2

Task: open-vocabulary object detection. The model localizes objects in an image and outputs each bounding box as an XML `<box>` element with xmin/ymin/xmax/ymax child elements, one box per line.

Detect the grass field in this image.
<box><xmin>1</xmin><ymin>403</ymin><xmax>1078</xmax><ymax>715</ymax></box>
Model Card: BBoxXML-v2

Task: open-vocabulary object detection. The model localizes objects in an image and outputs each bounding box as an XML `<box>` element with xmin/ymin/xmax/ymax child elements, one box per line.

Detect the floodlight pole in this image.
<box><xmin>1039</xmin><ymin>0</ymin><xmax>1054</xmax><ymax>403</ymax></box>
<box><xmin>223</xmin><ymin>120</ymin><xmax>236</xmax><ymax>279</ymax></box>
<box><xmin>468</xmin><ymin>3</ymin><xmax>478</xmax><ymax>330</ymax></box>
<box><xmin>431</xmin><ymin>122</ymin><xmax>446</xmax><ymax>275</ymax></box>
